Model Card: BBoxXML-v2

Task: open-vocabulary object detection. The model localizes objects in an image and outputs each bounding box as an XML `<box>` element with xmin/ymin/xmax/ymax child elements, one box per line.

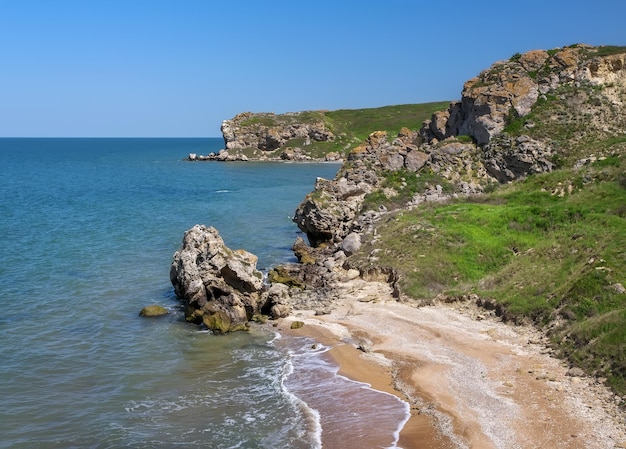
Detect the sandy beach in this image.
<box><xmin>278</xmin><ymin>279</ymin><xmax>626</xmax><ymax>449</ymax></box>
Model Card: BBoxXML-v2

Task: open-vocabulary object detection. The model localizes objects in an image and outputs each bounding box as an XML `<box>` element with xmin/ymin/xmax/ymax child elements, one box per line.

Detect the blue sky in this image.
<box><xmin>1</xmin><ymin>0</ymin><xmax>624</xmax><ymax>137</ymax></box>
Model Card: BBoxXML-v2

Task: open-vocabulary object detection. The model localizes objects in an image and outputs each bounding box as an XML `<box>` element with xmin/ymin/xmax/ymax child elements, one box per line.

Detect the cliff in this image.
<box><xmin>222</xmin><ymin>111</ymin><xmax>334</xmax><ymax>153</ymax></box>
<box><xmin>294</xmin><ymin>44</ymin><xmax>626</xmax><ymax>246</ymax></box>
<box><xmin>193</xmin><ymin>103</ymin><xmax>450</xmax><ymax>161</ymax></box>
<box><xmin>284</xmin><ymin>44</ymin><xmax>626</xmax><ymax>396</ymax></box>
<box><xmin>421</xmin><ymin>45</ymin><xmax>626</xmax><ymax>146</ymax></box>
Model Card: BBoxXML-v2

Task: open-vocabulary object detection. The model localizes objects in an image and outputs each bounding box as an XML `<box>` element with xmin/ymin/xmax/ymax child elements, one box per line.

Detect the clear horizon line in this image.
<box><xmin>0</xmin><ymin>136</ymin><xmax>223</xmax><ymax>139</ymax></box>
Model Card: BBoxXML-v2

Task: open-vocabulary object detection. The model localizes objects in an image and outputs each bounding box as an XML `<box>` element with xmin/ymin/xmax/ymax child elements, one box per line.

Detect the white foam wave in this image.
<box><xmin>276</xmin><ymin>335</ymin><xmax>411</xmax><ymax>448</ymax></box>
<box><xmin>278</xmin><ymin>345</ymin><xmax>323</xmax><ymax>449</ymax></box>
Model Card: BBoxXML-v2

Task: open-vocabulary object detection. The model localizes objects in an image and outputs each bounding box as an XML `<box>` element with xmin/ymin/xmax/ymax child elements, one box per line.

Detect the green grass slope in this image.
<box><xmin>344</xmin><ymin>44</ymin><xmax>626</xmax><ymax>398</ymax></box>
<box><xmin>354</xmin><ymin>159</ymin><xmax>626</xmax><ymax>395</ymax></box>
<box><xmin>234</xmin><ymin>102</ymin><xmax>450</xmax><ymax>159</ymax></box>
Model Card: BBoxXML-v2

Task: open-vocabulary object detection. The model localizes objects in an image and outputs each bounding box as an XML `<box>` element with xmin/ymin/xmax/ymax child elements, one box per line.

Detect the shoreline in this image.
<box><xmin>186</xmin><ymin>154</ymin><xmax>344</xmax><ymax>164</ymax></box>
<box><xmin>275</xmin><ymin>279</ymin><xmax>626</xmax><ymax>449</ymax></box>
<box><xmin>279</xmin><ymin>318</ymin><xmax>453</xmax><ymax>449</ymax></box>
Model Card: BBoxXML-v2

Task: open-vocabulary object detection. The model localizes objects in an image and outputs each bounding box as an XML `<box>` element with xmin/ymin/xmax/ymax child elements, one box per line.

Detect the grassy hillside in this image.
<box><xmin>233</xmin><ymin>102</ymin><xmax>449</xmax><ymax>159</ymax></box>
<box><xmin>324</xmin><ymin>102</ymin><xmax>450</xmax><ymax>143</ymax></box>
<box><xmin>353</xmin><ymin>159</ymin><xmax>626</xmax><ymax>395</ymax></box>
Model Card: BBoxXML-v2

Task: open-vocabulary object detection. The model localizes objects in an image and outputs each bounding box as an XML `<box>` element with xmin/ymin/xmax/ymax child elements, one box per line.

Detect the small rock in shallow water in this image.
<box><xmin>290</xmin><ymin>321</ymin><xmax>305</xmax><ymax>330</ymax></box>
<box><xmin>139</xmin><ymin>305</ymin><xmax>169</xmax><ymax>317</ymax></box>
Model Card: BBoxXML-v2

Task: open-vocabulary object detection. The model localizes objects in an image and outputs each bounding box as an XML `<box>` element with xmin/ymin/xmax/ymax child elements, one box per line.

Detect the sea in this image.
<box><xmin>0</xmin><ymin>138</ymin><xmax>410</xmax><ymax>449</ymax></box>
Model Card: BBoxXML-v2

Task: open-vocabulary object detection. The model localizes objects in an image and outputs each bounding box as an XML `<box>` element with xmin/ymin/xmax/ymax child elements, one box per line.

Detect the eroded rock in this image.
<box><xmin>420</xmin><ymin>46</ymin><xmax>626</xmax><ymax>146</ymax></box>
<box><xmin>221</xmin><ymin>111</ymin><xmax>334</xmax><ymax>152</ymax></box>
<box><xmin>170</xmin><ymin>225</ymin><xmax>265</xmax><ymax>333</ymax></box>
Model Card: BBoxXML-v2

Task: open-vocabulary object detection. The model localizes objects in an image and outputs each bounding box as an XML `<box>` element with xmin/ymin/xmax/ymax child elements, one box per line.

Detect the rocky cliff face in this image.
<box><xmin>221</xmin><ymin>111</ymin><xmax>334</xmax><ymax>153</ymax></box>
<box><xmin>420</xmin><ymin>45</ymin><xmax>626</xmax><ymax>146</ymax></box>
<box><xmin>292</xmin><ymin>128</ymin><xmax>491</xmax><ymax>247</ymax></box>
<box><xmin>293</xmin><ymin>128</ymin><xmax>431</xmax><ymax>246</ymax></box>
<box><xmin>293</xmin><ymin>45</ymin><xmax>626</xmax><ymax>249</ymax></box>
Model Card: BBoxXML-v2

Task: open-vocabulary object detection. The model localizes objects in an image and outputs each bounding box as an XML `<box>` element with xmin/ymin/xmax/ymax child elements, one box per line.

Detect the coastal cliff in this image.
<box><xmin>282</xmin><ymin>44</ymin><xmax>626</xmax><ymax>400</ymax></box>
<box><xmin>188</xmin><ymin>103</ymin><xmax>450</xmax><ymax>161</ymax></box>
<box><xmin>171</xmin><ymin>44</ymin><xmax>626</xmax><ymax>401</ymax></box>
<box><xmin>222</xmin><ymin>111</ymin><xmax>334</xmax><ymax>154</ymax></box>
<box><xmin>294</xmin><ymin>44</ymin><xmax>626</xmax><ymax>246</ymax></box>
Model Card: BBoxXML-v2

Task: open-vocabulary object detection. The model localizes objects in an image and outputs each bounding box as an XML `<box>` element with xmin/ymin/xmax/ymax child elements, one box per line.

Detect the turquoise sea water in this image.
<box><xmin>0</xmin><ymin>138</ymin><xmax>408</xmax><ymax>448</ymax></box>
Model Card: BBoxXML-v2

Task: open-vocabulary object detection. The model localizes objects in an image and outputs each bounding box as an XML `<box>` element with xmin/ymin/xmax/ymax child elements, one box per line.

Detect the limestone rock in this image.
<box><xmin>612</xmin><ymin>283</ymin><xmax>626</xmax><ymax>294</ymax></box>
<box><xmin>293</xmin><ymin>129</ymin><xmax>430</xmax><ymax>246</ymax></box>
<box><xmin>266</xmin><ymin>283</ymin><xmax>291</xmax><ymax>319</ymax></box>
<box><xmin>456</xmin><ymin>71</ymin><xmax>539</xmax><ymax>145</ymax></box>
<box><xmin>404</xmin><ymin>149</ymin><xmax>430</xmax><ymax>172</ymax></box>
<box><xmin>170</xmin><ymin>225</ymin><xmax>265</xmax><ymax>333</ymax></box>
<box><xmin>221</xmin><ymin>111</ymin><xmax>334</xmax><ymax>152</ymax></box>
<box><xmin>518</xmin><ymin>50</ymin><xmax>550</xmax><ymax>72</ymax></box>
<box><xmin>292</xmin><ymin>176</ymin><xmax>370</xmax><ymax>247</ymax></box>
<box><xmin>325</xmin><ymin>151</ymin><xmax>341</xmax><ymax>161</ymax></box>
<box><xmin>483</xmin><ymin>135</ymin><xmax>554</xmax><ymax>182</ymax></box>
<box><xmin>341</xmin><ymin>232</ymin><xmax>362</xmax><ymax>256</ymax></box>
<box><xmin>292</xmin><ymin>237</ymin><xmax>317</xmax><ymax>264</ymax></box>
<box><xmin>419</xmin><ymin>45</ymin><xmax>626</xmax><ymax>146</ymax></box>
<box><xmin>567</xmin><ymin>367</ymin><xmax>586</xmax><ymax>377</ymax></box>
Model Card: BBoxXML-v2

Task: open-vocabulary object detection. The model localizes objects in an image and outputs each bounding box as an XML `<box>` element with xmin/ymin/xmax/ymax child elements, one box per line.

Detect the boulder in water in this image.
<box><xmin>170</xmin><ymin>225</ymin><xmax>266</xmax><ymax>333</ymax></box>
<box><xmin>139</xmin><ymin>304</ymin><xmax>169</xmax><ymax>317</ymax></box>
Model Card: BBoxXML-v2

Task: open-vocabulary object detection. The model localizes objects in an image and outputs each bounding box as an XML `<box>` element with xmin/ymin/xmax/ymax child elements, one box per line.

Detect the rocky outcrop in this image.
<box><xmin>221</xmin><ymin>111</ymin><xmax>334</xmax><ymax>152</ymax></box>
<box><xmin>292</xmin><ymin>129</ymin><xmax>429</xmax><ymax>246</ymax></box>
<box><xmin>292</xmin><ymin>128</ymin><xmax>490</xmax><ymax>247</ymax></box>
<box><xmin>188</xmin><ymin>150</ymin><xmax>249</xmax><ymax>162</ymax></box>
<box><xmin>170</xmin><ymin>225</ymin><xmax>267</xmax><ymax>333</ymax></box>
<box><xmin>483</xmin><ymin>135</ymin><xmax>555</xmax><ymax>182</ymax></box>
<box><xmin>420</xmin><ymin>45</ymin><xmax>626</xmax><ymax>146</ymax></box>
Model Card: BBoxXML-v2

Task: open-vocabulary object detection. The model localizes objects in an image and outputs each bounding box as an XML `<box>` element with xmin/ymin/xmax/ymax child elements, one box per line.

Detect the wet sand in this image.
<box><xmin>278</xmin><ymin>279</ymin><xmax>626</xmax><ymax>449</ymax></box>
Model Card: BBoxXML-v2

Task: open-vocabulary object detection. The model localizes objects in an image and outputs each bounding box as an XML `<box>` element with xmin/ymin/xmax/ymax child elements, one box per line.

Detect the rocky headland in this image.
<box><xmin>188</xmin><ymin>110</ymin><xmax>338</xmax><ymax>162</ymax></box>
<box><xmin>170</xmin><ymin>44</ymin><xmax>626</xmax><ymax>447</ymax></box>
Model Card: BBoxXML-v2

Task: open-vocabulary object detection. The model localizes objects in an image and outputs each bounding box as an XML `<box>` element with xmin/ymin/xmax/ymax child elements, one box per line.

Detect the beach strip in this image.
<box><xmin>277</xmin><ymin>280</ymin><xmax>626</xmax><ymax>449</ymax></box>
<box><xmin>280</xmin><ymin>320</ymin><xmax>450</xmax><ymax>449</ymax></box>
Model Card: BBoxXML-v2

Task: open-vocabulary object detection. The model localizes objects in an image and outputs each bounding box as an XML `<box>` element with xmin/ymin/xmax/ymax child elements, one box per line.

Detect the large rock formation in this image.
<box><xmin>221</xmin><ymin>111</ymin><xmax>334</xmax><ymax>152</ymax></box>
<box><xmin>292</xmin><ymin>129</ymin><xmax>425</xmax><ymax>246</ymax></box>
<box><xmin>170</xmin><ymin>225</ymin><xmax>266</xmax><ymax>333</ymax></box>
<box><xmin>420</xmin><ymin>45</ymin><xmax>626</xmax><ymax>146</ymax></box>
<box><xmin>292</xmin><ymin>128</ymin><xmax>488</xmax><ymax>247</ymax></box>
<box><xmin>483</xmin><ymin>134</ymin><xmax>555</xmax><ymax>182</ymax></box>
<box><xmin>289</xmin><ymin>45</ymin><xmax>626</xmax><ymax>307</ymax></box>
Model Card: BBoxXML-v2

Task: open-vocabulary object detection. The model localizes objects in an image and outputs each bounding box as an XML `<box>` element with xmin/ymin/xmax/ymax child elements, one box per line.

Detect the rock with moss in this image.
<box><xmin>266</xmin><ymin>283</ymin><xmax>291</xmax><ymax>319</ymax></box>
<box><xmin>139</xmin><ymin>304</ymin><xmax>169</xmax><ymax>317</ymax></box>
<box><xmin>170</xmin><ymin>225</ymin><xmax>266</xmax><ymax>333</ymax></box>
<box><xmin>292</xmin><ymin>236</ymin><xmax>317</xmax><ymax>264</ymax></box>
